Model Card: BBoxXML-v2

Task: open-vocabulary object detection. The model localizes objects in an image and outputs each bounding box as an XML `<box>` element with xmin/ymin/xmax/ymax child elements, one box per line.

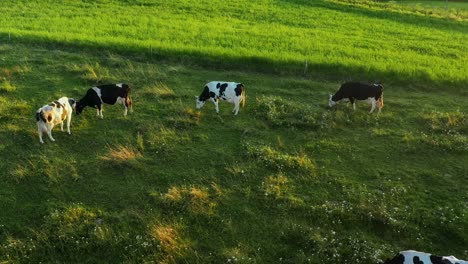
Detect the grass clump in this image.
<box><xmin>143</xmin><ymin>82</ymin><xmax>176</xmax><ymax>99</ymax></box>
<box><xmin>148</xmin><ymin>223</ymin><xmax>191</xmax><ymax>263</ymax></box>
<box><xmin>0</xmin><ymin>80</ymin><xmax>16</xmax><ymax>93</ymax></box>
<box><xmin>256</xmin><ymin>96</ymin><xmax>321</xmax><ymax>129</ymax></box>
<box><xmin>245</xmin><ymin>142</ymin><xmax>316</xmax><ymax>174</ymax></box>
<box><xmin>158</xmin><ymin>185</ymin><xmax>219</xmax><ymax>216</ymax></box>
<box><xmin>101</xmin><ymin>145</ymin><xmax>142</xmax><ymax>167</ymax></box>
<box><xmin>70</xmin><ymin>63</ymin><xmax>110</xmax><ymax>83</ymax></box>
<box><xmin>166</xmin><ymin>106</ymin><xmax>201</xmax><ymax>130</ymax></box>
<box><xmin>425</xmin><ymin>110</ymin><xmax>467</xmax><ymax>135</ymax></box>
<box><xmin>263</xmin><ymin>174</ymin><xmax>292</xmax><ymax>199</ymax></box>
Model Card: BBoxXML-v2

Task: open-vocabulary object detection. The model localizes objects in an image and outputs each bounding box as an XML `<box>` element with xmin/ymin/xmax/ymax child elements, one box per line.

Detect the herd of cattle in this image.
<box><xmin>35</xmin><ymin>81</ymin><xmax>467</xmax><ymax>264</ymax></box>
<box><xmin>35</xmin><ymin>80</ymin><xmax>382</xmax><ymax>143</ymax></box>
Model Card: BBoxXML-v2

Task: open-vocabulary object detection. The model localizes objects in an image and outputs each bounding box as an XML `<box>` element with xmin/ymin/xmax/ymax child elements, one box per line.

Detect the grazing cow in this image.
<box><xmin>36</xmin><ymin>97</ymin><xmax>76</xmax><ymax>144</ymax></box>
<box><xmin>75</xmin><ymin>83</ymin><xmax>133</xmax><ymax>118</ymax></box>
<box><xmin>195</xmin><ymin>81</ymin><xmax>246</xmax><ymax>115</ymax></box>
<box><xmin>383</xmin><ymin>250</ymin><xmax>468</xmax><ymax>264</ymax></box>
<box><xmin>329</xmin><ymin>82</ymin><xmax>384</xmax><ymax>113</ymax></box>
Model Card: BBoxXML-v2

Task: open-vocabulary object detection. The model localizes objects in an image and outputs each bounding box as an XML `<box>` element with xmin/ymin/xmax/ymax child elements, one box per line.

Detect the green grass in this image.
<box><xmin>398</xmin><ymin>0</ymin><xmax>468</xmax><ymax>10</ymax></box>
<box><xmin>0</xmin><ymin>0</ymin><xmax>467</xmax><ymax>89</ymax></box>
<box><xmin>0</xmin><ymin>0</ymin><xmax>467</xmax><ymax>263</ymax></box>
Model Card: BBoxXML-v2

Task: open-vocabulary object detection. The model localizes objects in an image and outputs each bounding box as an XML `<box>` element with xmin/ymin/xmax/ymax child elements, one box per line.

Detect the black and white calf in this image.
<box><xmin>75</xmin><ymin>83</ymin><xmax>133</xmax><ymax>118</ymax></box>
<box><xmin>36</xmin><ymin>97</ymin><xmax>76</xmax><ymax>144</ymax></box>
<box><xmin>383</xmin><ymin>250</ymin><xmax>467</xmax><ymax>264</ymax></box>
<box><xmin>195</xmin><ymin>81</ymin><xmax>246</xmax><ymax>115</ymax></box>
<box><xmin>329</xmin><ymin>82</ymin><xmax>384</xmax><ymax>113</ymax></box>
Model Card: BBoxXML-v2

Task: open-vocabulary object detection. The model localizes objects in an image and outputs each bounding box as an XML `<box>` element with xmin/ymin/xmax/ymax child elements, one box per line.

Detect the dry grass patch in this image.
<box><xmin>160</xmin><ymin>185</ymin><xmax>219</xmax><ymax>215</ymax></box>
<box><xmin>143</xmin><ymin>82</ymin><xmax>176</xmax><ymax>99</ymax></box>
<box><xmin>101</xmin><ymin>145</ymin><xmax>142</xmax><ymax>166</ymax></box>
<box><xmin>149</xmin><ymin>223</ymin><xmax>190</xmax><ymax>263</ymax></box>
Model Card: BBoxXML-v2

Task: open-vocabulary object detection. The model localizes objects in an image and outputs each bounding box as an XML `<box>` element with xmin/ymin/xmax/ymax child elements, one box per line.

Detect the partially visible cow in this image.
<box><xmin>195</xmin><ymin>81</ymin><xmax>246</xmax><ymax>115</ymax></box>
<box><xmin>329</xmin><ymin>82</ymin><xmax>384</xmax><ymax>113</ymax></box>
<box><xmin>383</xmin><ymin>250</ymin><xmax>467</xmax><ymax>264</ymax></box>
<box><xmin>36</xmin><ymin>97</ymin><xmax>76</xmax><ymax>144</ymax></box>
<box><xmin>75</xmin><ymin>83</ymin><xmax>133</xmax><ymax>118</ymax></box>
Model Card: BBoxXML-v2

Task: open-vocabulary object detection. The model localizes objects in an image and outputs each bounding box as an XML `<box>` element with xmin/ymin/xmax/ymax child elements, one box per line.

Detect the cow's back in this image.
<box><xmin>340</xmin><ymin>82</ymin><xmax>382</xmax><ymax>100</ymax></box>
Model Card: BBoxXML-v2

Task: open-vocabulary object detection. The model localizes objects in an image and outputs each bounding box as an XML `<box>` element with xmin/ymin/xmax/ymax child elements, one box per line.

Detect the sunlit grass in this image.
<box><xmin>0</xmin><ymin>1</ymin><xmax>466</xmax><ymax>262</ymax></box>
<box><xmin>0</xmin><ymin>0</ymin><xmax>466</xmax><ymax>88</ymax></box>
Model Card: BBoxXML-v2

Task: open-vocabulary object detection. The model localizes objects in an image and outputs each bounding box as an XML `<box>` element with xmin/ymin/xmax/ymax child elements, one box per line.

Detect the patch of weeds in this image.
<box><xmin>262</xmin><ymin>174</ymin><xmax>292</xmax><ymax>199</ymax></box>
<box><xmin>155</xmin><ymin>184</ymin><xmax>220</xmax><ymax>216</ymax></box>
<box><xmin>136</xmin><ymin>132</ymin><xmax>145</xmax><ymax>152</ymax></box>
<box><xmin>0</xmin><ymin>66</ymin><xmax>29</xmax><ymax>93</ymax></box>
<box><xmin>8</xmin><ymin>155</ymin><xmax>79</xmax><ymax>183</ymax></box>
<box><xmin>255</xmin><ymin>96</ymin><xmax>320</xmax><ymax>129</ymax></box>
<box><xmin>145</xmin><ymin>125</ymin><xmax>190</xmax><ymax>153</ymax></box>
<box><xmin>148</xmin><ymin>223</ymin><xmax>191</xmax><ymax>263</ymax></box>
<box><xmin>69</xmin><ymin>63</ymin><xmax>110</xmax><ymax>83</ymax></box>
<box><xmin>0</xmin><ymin>79</ymin><xmax>15</xmax><ymax>93</ymax></box>
<box><xmin>419</xmin><ymin>132</ymin><xmax>468</xmax><ymax>153</ymax></box>
<box><xmin>166</xmin><ymin>106</ymin><xmax>201</xmax><ymax>130</ymax></box>
<box><xmin>424</xmin><ymin>110</ymin><xmax>467</xmax><ymax>135</ymax></box>
<box><xmin>0</xmin><ymin>204</ymin><xmax>160</xmax><ymax>262</ymax></box>
<box><xmin>142</xmin><ymin>82</ymin><xmax>176</xmax><ymax>99</ymax></box>
<box><xmin>244</xmin><ymin>142</ymin><xmax>316</xmax><ymax>174</ymax></box>
<box><xmin>101</xmin><ymin>145</ymin><xmax>142</xmax><ymax>167</ymax></box>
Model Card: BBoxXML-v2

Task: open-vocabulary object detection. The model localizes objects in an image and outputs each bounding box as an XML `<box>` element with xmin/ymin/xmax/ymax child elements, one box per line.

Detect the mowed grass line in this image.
<box><xmin>0</xmin><ymin>43</ymin><xmax>467</xmax><ymax>263</ymax></box>
<box><xmin>0</xmin><ymin>0</ymin><xmax>467</xmax><ymax>89</ymax></box>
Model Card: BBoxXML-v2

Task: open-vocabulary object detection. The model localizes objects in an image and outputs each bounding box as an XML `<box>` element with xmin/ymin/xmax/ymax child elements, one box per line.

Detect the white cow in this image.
<box><xmin>195</xmin><ymin>81</ymin><xmax>246</xmax><ymax>115</ymax></box>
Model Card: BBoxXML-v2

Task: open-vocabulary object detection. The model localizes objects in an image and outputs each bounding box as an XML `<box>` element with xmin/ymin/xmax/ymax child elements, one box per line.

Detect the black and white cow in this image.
<box><xmin>383</xmin><ymin>250</ymin><xmax>467</xmax><ymax>264</ymax></box>
<box><xmin>75</xmin><ymin>83</ymin><xmax>133</xmax><ymax>118</ymax></box>
<box><xmin>195</xmin><ymin>81</ymin><xmax>246</xmax><ymax>115</ymax></box>
<box><xmin>329</xmin><ymin>82</ymin><xmax>384</xmax><ymax>113</ymax></box>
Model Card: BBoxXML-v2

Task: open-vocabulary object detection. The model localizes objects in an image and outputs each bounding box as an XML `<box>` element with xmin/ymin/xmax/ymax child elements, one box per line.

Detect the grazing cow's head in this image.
<box><xmin>329</xmin><ymin>94</ymin><xmax>337</xmax><ymax>107</ymax></box>
<box><xmin>68</xmin><ymin>98</ymin><xmax>76</xmax><ymax>109</ymax></box>
<box><xmin>75</xmin><ymin>101</ymin><xmax>84</xmax><ymax>115</ymax></box>
<box><xmin>195</xmin><ymin>96</ymin><xmax>205</xmax><ymax>109</ymax></box>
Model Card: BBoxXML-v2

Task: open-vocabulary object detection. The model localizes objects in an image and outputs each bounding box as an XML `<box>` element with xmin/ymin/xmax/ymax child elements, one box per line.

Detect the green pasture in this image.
<box><xmin>0</xmin><ymin>0</ymin><xmax>467</xmax><ymax>89</ymax></box>
<box><xmin>0</xmin><ymin>0</ymin><xmax>467</xmax><ymax>263</ymax></box>
<box><xmin>398</xmin><ymin>0</ymin><xmax>468</xmax><ymax>10</ymax></box>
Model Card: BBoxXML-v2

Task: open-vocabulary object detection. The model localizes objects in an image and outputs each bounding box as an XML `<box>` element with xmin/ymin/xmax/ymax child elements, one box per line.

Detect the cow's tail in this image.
<box><xmin>379</xmin><ymin>92</ymin><xmax>384</xmax><ymax>108</ymax></box>
<box><xmin>241</xmin><ymin>85</ymin><xmax>246</xmax><ymax>108</ymax></box>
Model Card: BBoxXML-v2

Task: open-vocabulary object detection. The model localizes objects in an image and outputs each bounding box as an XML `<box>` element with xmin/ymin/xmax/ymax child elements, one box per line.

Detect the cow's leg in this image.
<box><xmin>233</xmin><ymin>98</ymin><xmax>240</xmax><ymax>115</ymax></box>
<box><xmin>97</xmin><ymin>104</ymin><xmax>103</xmax><ymax>119</ymax></box>
<box><xmin>123</xmin><ymin>98</ymin><xmax>128</xmax><ymax>116</ymax></box>
<box><xmin>66</xmin><ymin>116</ymin><xmax>71</xmax><ymax>134</ymax></box>
<box><xmin>60</xmin><ymin>121</ymin><xmax>64</xmax><ymax>132</ymax></box>
<box><xmin>47</xmin><ymin>125</ymin><xmax>55</xmax><ymax>142</ymax></box>
<box><xmin>349</xmin><ymin>98</ymin><xmax>356</xmax><ymax>111</ymax></box>
<box><xmin>369</xmin><ymin>98</ymin><xmax>376</xmax><ymax>113</ymax></box>
<box><xmin>38</xmin><ymin>124</ymin><xmax>44</xmax><ymax>144</ymax></box>
<box><xmin>117</xmin><ymin>97</ymin><xmax>128</xmax><ymax>116</ymax></box>
<box><xmin>212</xmin><ymin>98</ymin><xmax>219</xmax><ymax>113</ymax></box>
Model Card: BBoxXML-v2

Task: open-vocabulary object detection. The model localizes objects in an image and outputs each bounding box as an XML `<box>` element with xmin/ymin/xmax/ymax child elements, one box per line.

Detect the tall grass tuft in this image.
<box><xmin>159</xmin><ymin>185</ymin><xmax>218</xmax><ymax>215</ymax></box>
<box><xmin>101</xmin><ymin>145</ymin><xmax>142</xmax><ymax>166</ymax></box>
<box><xmin>245</xmin><ymin>142</ymin><xmax>316</xmax><ymax>174</ymax></box>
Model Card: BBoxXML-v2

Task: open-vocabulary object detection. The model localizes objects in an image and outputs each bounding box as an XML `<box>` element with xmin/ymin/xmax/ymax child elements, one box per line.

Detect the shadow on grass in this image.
<box><xmin>0</xmin><ymin>33</ymin><xmax>466</xmax><ymax>92</ymax></box>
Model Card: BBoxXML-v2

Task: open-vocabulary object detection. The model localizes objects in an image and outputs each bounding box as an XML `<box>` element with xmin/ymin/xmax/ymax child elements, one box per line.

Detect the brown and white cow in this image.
<box><xmin>195</xmin><ymin>81</ymin><xmax>246</xmax><ymax>115</ymax></box>
<box><xmin>36</xmin><ymin>97</ymin><xmax>76</xmax><ymax>144</ymax></box>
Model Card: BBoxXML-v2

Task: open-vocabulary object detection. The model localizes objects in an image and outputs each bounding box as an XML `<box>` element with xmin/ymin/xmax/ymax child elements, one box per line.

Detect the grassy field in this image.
<box><xmin>398</xmin><ymin>0</ymin><xmax>468</xmax><ymax>10</ymax></box>
<box><xmin>0</xmin><ymin>0</ymin><xmax>467</xmax><ymax>263</ymax></box>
